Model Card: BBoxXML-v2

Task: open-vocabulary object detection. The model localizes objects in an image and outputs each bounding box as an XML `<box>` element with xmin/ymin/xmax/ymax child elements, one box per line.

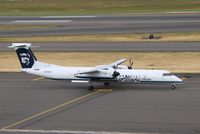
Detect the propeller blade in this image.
<box><xmin>129</xmin><ymin>59</ymin><xmax>131</xmax><ymax>66</ymax></box>
<box><xmin>128</xmin><ymin>58</ymin><xmax>133</xmax><ymax>69</ymax></box>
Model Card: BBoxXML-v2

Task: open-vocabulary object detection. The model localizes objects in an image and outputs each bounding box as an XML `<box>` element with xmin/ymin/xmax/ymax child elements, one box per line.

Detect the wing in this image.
<box><xmin>79</xmin><ymin>59</ymin><xmax>127</xmax><ymax>74</ymax></box>
<box><xmin>77</xmin><ymin>59</ymin><xmax>126</xmax><ymax>78</ymax></box>
<box><xmin>108</xmin><ymin>59</ymin><xmax>127</xmax><ymax>68</ymax></box>
<box><xmin>78</xmin><ymin>68</ymin><xmax>99</xmax><ymax>74</ymax></box>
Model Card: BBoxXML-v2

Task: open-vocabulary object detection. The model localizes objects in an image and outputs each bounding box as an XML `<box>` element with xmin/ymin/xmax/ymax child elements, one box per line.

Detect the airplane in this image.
<box><xmin>9</xmin><ymin>43</ymin><xmax>183</xmax><ymax>91</ymax></box>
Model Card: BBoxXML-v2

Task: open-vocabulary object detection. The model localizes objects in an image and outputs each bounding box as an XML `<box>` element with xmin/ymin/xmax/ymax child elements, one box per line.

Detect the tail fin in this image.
<box><xmin>9</xmin><ymin>43</ymin><xmax>37</xmax><ymax>69</ymax></box>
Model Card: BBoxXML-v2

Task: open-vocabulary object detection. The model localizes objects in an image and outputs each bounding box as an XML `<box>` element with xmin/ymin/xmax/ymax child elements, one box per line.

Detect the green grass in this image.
<box><xmin>0</xmin><ymin>0</ymin><xmax>200</xmax><ymax>15</ymax></box>
<box><xmin>0</xmin><ymin>24</ymin><xmax>56</xmax><ymax>30</ymax></box>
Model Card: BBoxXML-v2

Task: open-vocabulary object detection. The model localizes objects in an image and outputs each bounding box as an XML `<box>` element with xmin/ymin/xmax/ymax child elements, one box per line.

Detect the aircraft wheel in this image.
<box><xmin>88</xmin><ymin>86</ymin><xmax>95</xmax><ymax>91</ymax></box>
<box><xmin>171</xmin><ymin>84</ymin><xmax>176</xmax><ymax>89</ymax></box>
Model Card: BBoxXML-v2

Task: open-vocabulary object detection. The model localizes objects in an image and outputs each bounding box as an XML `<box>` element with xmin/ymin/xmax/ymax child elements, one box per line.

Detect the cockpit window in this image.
<box><xmin>163</xmin><ymin>73</ymin><xmax>173</xmax><ymax>76</ymax></box>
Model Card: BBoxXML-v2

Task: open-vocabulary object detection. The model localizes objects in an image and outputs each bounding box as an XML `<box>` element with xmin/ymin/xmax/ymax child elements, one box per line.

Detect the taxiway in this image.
<box><xmin>0</xmin><ymin>72</ymin><xmax>200</xmax><ymax>133</ymax></box>
<box><xmin>0</xmin><ymin>14</ymin><xmax>200</xmax><ymax>37</ymax></box>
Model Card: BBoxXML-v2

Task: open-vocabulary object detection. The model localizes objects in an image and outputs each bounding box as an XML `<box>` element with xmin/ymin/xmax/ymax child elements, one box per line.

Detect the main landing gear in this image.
<box><xmin>88</xmin><ymin>82</ymin><xmax>110</xmax><ymax>91</ymax></box>
<box><xmin>88</xmin><ymin>85</ymin><xmax>94</xmax><ymax>91</ymax></box>
<box><xmin>171</xmin><ymin>84</ymin><xmax>176</xmax><ymax>89</ymax></box>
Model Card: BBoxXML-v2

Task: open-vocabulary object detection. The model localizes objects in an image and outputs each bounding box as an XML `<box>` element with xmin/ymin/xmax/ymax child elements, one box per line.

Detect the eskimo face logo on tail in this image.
<box><xmin>16</xmin><ymin>48</ymin><xmax>34</xmax><ymax>68</ymax></box>
<box><xmin>20</xmin><ymin>53</ymin><xmax>30</xmax><ymax>65</ymax></box>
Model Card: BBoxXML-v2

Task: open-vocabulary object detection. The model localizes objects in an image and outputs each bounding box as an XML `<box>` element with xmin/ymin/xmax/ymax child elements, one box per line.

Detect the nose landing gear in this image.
<box><xmin>171</xmin><ymin>84</ymin><xmax>176</xmax><ymax>89</ymax></box>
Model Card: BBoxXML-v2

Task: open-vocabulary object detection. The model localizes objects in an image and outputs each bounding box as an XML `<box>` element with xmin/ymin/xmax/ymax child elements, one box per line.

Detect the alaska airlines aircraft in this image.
<box><xmin>9</xmin><ymin>43</ymin><xmax>183</xmax><ymax>91</ymax></box>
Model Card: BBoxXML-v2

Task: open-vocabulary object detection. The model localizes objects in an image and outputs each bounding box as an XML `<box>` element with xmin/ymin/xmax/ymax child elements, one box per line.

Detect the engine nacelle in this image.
<box><xmin>75</xmin><ymin>69</ymin><xmax>114</xmax><ymax>79</ymax></box>
<box><xmin>116</xmin><ymin>65</ymin><xmax>129</xmax><ymax>69</ymax></box>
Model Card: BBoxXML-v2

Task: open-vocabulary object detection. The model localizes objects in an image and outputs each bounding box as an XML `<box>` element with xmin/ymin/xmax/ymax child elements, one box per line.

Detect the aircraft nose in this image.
<box><xmin>175</xmin><ymin>76</ymin><xmax>183</xmax><ymax>82</ymax></box>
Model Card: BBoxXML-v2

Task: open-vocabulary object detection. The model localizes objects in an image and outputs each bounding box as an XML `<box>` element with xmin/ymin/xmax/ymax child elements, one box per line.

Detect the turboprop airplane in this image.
<box><xmin>9</xmin><ymin>43</ymin><xmax>183</xmax><ymax>91</ymax></box>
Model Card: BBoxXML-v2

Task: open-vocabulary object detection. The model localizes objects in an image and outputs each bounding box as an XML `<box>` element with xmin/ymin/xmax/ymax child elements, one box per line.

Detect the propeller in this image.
<box><xmin>112</xmin><ymin>71</ymin><xmax>120</xmax><ymax>77</ymax></box>
<box><xmin>110</xmin><ymin>65</ymin><xmax>120</xmax><ymax>77</ymax></box>
<box><xmin>128</xmin><ymin>58</ymin><xmax>134</xmax><ymax>69</ymax></box>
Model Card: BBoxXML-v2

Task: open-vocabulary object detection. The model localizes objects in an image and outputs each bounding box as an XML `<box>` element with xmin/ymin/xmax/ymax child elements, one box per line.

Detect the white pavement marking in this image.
<box><xmin>12</xmin><ymin>20</ymin><xmax>200</xmax><ymax>24</ymax></box>
<box><xmin>0</xmin><ymin>129</ymin><xmax>146</xmax><ymax>134</ymax></box>
<box><xmin>13</xmin><ymin>20</ymin><xmax>72</xmax><ymax>23</ymax></box>
<box><xmin>40</xmin><ymin>16</ymin><xmax>96</xmax><ymax>18</ymax></box>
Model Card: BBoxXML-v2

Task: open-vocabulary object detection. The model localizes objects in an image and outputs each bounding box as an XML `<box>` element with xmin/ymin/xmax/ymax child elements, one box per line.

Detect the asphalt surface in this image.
<box><xmin>1</xmin><ymin>42</ymin><xmax>200</xmax><ymax>52</ymax></box>
<box><xmin>0</xmin><ymin>14</ymin><xmax>200</xmax><ymax>37</ymax></box>
<box><xmin>0</xmin><ymin>72</ymin><xmax>200</xmax><ymax>134</ymax></box>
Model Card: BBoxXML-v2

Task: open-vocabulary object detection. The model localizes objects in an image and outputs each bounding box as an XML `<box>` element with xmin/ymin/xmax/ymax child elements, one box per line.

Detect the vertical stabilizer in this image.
<box><xmin>8</xmin><ymin>43</ymin><xmax>37</xmax><ymax>69</ymax></box>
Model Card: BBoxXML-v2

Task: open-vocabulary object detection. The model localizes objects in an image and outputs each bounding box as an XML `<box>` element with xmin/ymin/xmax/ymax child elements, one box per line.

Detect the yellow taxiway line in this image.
<box><xmin>1</xmin><ymin>90</ymin><xmax>111</xmax><ymax>130</ymax></box>
<box><xmin>32</xmin><ymin>77</ymin><xmax>44</xmax><ymax>81</ymax></box>
<box><xmin>97</xmin><ymin>89</ymin><xmax>113</xmax><ymax>92</ymax></box>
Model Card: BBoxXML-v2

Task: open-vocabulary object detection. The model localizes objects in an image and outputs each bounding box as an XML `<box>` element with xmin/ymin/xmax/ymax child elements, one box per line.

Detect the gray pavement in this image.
<box><xmin>1</xmin><ymin>42</ymin><xmax>200</xmax><ymax>52</ymax></box>
<box><xmin>0</xmin><ymin>72</ymin><xmax>200</xmax><ymax>133</ymax></box>
<box><xmin>0</xmin><ymin>14</ymin><xmax>200</xmax><ymax>37</ymax></box>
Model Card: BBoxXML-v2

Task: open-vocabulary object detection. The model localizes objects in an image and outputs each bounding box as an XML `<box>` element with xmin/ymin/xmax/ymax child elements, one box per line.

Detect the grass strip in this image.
<box><xmin>0</xmin><ymin>0</ymin><xmax>200</xmax><ymax>15</ymax></box>
<box><xmin>0</xmin><ymin>24</ymin><xmax>56</xmax><ymax>30</ymax></box>
<box><xmin>1</xmin><ymin>32</ymin><xmax>200</xmax><ymax>42</ymax></box>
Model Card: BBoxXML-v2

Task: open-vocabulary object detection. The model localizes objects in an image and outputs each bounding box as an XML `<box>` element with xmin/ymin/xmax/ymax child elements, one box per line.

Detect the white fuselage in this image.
<box><xmin>22</xmin><ymin>61</ymin><xmax>183</xmax><ymax>85</ymax></box>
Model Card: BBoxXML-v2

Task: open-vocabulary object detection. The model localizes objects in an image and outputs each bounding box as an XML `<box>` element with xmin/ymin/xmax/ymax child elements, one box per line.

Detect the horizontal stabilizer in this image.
<box><xmin>8</xmin><ymin>43</ymin><xmax>32</xmax><ymax>49</ymax></box>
